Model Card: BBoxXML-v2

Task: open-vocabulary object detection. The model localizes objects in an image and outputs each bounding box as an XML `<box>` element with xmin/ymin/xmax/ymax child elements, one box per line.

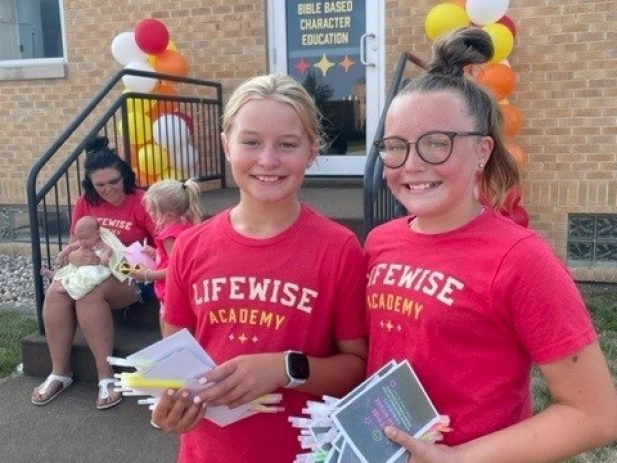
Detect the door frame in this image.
<box><xmin>266</xmin><ymin>0</ymin><xmax>385</xmax><ymax>176</ymax></box>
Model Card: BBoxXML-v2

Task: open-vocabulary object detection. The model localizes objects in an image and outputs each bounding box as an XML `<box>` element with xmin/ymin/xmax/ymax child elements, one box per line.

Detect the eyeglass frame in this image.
<box><xmin>373</xmin><ymin>131</ymin><xmax>487</xmax><ymax>168</ymax></box>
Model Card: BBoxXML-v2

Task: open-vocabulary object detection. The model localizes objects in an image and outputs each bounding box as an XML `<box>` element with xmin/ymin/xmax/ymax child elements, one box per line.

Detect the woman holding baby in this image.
<box><xmin>31</xmin><ymin>136</ymin><xmax>155</xmax><ymax>410</ymax></box>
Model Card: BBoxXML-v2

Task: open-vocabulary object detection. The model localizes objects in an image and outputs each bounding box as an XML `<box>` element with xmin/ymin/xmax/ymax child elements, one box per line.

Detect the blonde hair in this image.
<box><xmin>145</xmin><ymin>179</ymin><xmax>204</xmax><ymax>231</ymax></box>
<box><xmin>222</xmin><ymin>74</ymin><xmax>324</xmax><ymax>149</ymax></box>
<box><xmin>398</xmin><ymin>27</ymin><xmax>521</xmax><ymax>210</ymax></box>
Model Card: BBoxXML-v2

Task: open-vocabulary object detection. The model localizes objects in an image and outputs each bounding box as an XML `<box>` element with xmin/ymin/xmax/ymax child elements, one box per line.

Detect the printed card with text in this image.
<box><xmin>332</xmin><ymin>361</ymin><xmax>440</xmax><ymax>463</ymax></box>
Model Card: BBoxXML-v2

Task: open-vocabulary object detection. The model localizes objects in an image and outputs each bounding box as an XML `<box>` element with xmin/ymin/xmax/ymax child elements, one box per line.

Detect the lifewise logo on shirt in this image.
<box><xmin>192</xmin><ymin>276</ymin><xmax>318</xmax><ymax>313</ymax></box>
<box><xmin>191</xmin><ymin>276</ymin><xmax>319</xmax><ymax>333</ymax></box>
<box><xmin>367</xmin><ymin>262</ymin><xmax>464</xmax><ymax>308</ymax></box>
<box><xmin>97</xmin><ymin>218</ymin><xmax>133</xmax><ymax>231</ymax></box>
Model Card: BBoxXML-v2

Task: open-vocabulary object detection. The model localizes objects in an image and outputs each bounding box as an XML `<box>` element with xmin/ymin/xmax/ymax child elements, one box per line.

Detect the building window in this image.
<box><xmin>568</xmin><ymin>214</ymin><xmax>617</xmax><ymax>266</ymax></box>
<box><xmin>0</xmin><ymin>0</ymin><xmax>67</xmax><ymax>80</ymax></box>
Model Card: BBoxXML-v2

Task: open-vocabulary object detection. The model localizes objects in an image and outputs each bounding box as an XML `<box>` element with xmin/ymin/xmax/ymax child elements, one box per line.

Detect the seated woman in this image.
<box><xmin>31</xmin><ymin>136</ymin><xmax>155</xmax><ymax>410</ymax></box>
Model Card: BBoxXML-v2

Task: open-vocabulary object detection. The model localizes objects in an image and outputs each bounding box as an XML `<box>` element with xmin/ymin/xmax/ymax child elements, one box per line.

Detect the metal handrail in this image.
<box><xmin>26</xmin><ymin>69</ymin><xmax>224</xmax><ymax>333</ymax></box>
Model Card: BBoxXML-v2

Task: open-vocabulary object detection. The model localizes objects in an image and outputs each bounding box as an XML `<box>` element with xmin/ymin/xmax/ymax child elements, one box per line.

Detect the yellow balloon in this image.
<box><xmin>118</xmin><ymin>111</ymin><xmax>152</xmax><ymax>146</ymax></box>
<box><xmin>138</xmin><ymin>143</ymin><xmax>169</xmax><ymax>176</ymax></box>
<box><xmin>146</xmin><ymin>54</ymin><xmax>156</xmax><ymax>67</ymax></box>
<box><xmin>122</xmin><ymin>89</ymin><xmax>152</xmax><ymax>115</ymax></box>
<box><xmin>425</xmin><ymin>3</ymin><xmax>470</xmax><ymax>41</ymax></box>
<box><xmin>482</xmin><ymin>23</ymin><xmax>514</xmax><ymax>62</ymax></box>
<box><xmin>159</xmin><ymin>167</ymin><xmax>182</xmax><ymax>180</ymax></box>
<box><xmin>166</xmin><ymin>40</ymin><xmax>178</xmax><ymax>52</ymax></box>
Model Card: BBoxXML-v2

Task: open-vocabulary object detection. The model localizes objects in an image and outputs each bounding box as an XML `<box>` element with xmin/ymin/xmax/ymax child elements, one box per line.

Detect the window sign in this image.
<box><xmin>286</xmin><ymin>1</ymin><xmax>366</xmax><ymax>156</ymax></box>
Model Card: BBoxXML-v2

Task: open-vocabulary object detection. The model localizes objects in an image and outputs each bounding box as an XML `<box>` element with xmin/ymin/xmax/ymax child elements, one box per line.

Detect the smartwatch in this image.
<box><xmin>284</xmin><ymin>350</ymin><xmax>310</xmax><ymax>388</ymax></box>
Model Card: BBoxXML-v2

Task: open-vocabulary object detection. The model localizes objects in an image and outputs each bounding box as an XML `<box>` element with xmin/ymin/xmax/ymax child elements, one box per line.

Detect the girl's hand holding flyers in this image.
<box><xmin>196</xmin><ymin>353</ymin><xmax>288</xmax><ymax>409</ymax></box>
<box><xmin>152</xmin><ymin>388</ymin><xmax>207</xmax><ymax>434</ymax></box>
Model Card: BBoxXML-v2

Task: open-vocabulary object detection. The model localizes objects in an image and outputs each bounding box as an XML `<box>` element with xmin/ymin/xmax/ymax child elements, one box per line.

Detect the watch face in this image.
<box><xmin>288</xmin><ymin>352</ymin><xmax>310</xmax><ymax>380</ymax></box>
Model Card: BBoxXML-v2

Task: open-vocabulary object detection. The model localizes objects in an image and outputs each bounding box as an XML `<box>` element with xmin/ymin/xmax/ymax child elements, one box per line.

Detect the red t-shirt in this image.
<box><xmin>365</xmin><ymin>210</ymin><xmax>596</xmax><ymax>446</ymax></box>
<box><xmin>153</xmin><ymin>221</ymin><xmax>193</xmax><ymax>302</ymax></box>
<box><xmin>71</xmin><ymin>191</ymin><xmax>155</xmax><ymax>246</ymax></box>
<box><xmin>164</xmin><ymin>204</ymin><xmax>367</xmax><ymax>463</ymax></box>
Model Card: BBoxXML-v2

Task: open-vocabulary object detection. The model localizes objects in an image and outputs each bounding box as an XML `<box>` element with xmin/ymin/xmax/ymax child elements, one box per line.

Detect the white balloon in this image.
<box><xmin>122</xmin><ymin>61</ymin><xmax>156</xmax><ymax>93</ymax></box>
<box><xmin>169</xmin><ymin>143</ymin><xmax>198</xmax><ymax>172</ymax></box>
<box><xmin>111</xmin><ymin>32</ymin><xmax>147</xmax><ymax>66</ymax></box>
<box><xmin>466</xmin><ymin>0</ymin><xmax>510</xmax><ymax>26</ymax></box>
<box><xmin>152</xmin><ymin>114</ymin><xmax>190</xmax><ymax>151</ymax></box>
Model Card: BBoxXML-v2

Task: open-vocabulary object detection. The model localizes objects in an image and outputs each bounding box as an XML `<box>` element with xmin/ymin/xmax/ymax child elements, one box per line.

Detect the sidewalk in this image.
<box><xmin>0</xmin><ymin>374</ymin><xmax>178</xmax><ymax>463</ymax></box>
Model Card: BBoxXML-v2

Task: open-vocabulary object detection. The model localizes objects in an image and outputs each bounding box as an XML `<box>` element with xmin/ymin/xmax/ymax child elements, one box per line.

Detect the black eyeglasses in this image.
<box><xmin>373</xmin><ymin>131</ymin><xmax>486</xmax><ymax>168</ymax></box>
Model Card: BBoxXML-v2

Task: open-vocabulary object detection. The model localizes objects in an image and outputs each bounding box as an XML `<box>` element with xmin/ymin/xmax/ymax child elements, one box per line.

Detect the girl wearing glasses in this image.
<box><xmin>32</xmin><ymin>136</ymin><xmax>155</xmax><ymax>410</ymax></box>
<box><xmin>366</xmin><ymin>28</ymin><xmax>617</xmax><ymax>462</ymax></box>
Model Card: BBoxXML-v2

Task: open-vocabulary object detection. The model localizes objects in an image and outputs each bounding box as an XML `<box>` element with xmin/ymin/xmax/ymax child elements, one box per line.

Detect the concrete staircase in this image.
<box><xmin>21</xmin><ymin>179</ymin><xmax>364</xmax><ymax>382</ymax></box>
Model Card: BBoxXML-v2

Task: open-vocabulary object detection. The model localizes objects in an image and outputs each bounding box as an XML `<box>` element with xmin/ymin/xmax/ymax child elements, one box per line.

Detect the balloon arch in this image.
<box><xmin>111</xmin><ymin>18</ymin><xmax>195</xmax><ymax>184</ymax></box>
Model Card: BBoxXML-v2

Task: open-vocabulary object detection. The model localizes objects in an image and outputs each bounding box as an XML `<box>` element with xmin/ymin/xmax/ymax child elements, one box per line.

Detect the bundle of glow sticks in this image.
<box><xmin>289</xmin><ymin>360</ymin><xmax>452</xmax><ymax>463</ymax></box>
<box><xmin>107</xmin><ymin>328</ymin><xmax>283</xmax><ymax>427</ymax></box>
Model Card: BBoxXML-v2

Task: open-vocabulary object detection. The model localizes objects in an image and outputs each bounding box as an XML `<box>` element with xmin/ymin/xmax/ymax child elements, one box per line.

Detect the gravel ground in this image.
<box><xmin>0</xmin><ymin>254</ymin><xmax>38</xmax><ymax>316</ymax></box>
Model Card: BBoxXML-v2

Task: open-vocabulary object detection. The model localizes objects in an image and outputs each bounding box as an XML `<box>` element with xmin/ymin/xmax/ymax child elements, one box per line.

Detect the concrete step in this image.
<box><xmin>21</xmin><ymin>300</ymin><xmax>162</xmax><ymax>383</ymax></box>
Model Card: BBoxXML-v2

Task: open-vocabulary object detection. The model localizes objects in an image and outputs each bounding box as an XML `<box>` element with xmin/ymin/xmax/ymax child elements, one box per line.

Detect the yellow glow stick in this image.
<box><xmin>121</xmin><ymin>373</ymin><xmax>187</xmax><ymax>390</ymax></box>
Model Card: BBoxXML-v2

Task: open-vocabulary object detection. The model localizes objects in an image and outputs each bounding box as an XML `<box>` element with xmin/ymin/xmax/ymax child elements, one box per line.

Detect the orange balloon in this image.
<box><xmin>154</xmin><ymin>50</ymin><xmax>189</xmax><ymax>77</ymax></box>
<box><xmin>150</xmin><ymin>100</ymin><xmax>180</xmax><ymax>121</ymax></box>
<box><xmin>506</xmin><ymin>142</ymin><xmax>528</xmax><ymax>170</ymax></box>
<box><xmin>152</xmin><ymin>81</ymin><xmax>178</xmax><ymax>96</ymax></box>
<box><xmin>135</xmin><ymin>170</ymin><xmax>159</xmax><ymax>188</ymax></box>
<box><xmin>149</xmin><ymin>82</ymin><xmax>179</xmax><ymax>119</ymax></box>
<box><xmin>476</xmin><ymin>63</ymin><xmax>516</xmax><ymax>100</ymax></box>
<box><xmin>128</xmin><ymin>143</ymin><xmax>141</xmax><ymax>169</ymax></box>
<box><xmin>500</xmin><ymin>103</ymin><xmax>524</xmax><ymax>137</ymax></box>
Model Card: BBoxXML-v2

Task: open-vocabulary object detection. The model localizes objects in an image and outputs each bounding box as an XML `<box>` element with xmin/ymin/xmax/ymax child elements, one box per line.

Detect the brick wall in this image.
<box><xmin>1</xmin><ymin>0</ymin><xmax>615</xmax><ymax>280</ymax></box>
<box><xmin>385</xmin><ymin>0</ymin><xmax>617</xmax><ymax>281</ymax></box>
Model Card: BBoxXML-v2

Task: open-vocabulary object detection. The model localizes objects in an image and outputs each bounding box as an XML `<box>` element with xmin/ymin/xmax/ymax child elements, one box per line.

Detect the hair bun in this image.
<box><xmin>85</xmin><ymin>136</ymin><xmax>109</xmax><ymax>154</ymax></box>
<box><xmin>428</xmin><ymin>27</ymin><xmax>494</xmax><ymax>78</ymax></box>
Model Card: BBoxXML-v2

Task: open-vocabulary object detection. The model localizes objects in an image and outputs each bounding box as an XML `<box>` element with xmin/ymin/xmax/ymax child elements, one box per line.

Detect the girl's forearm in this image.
<box><xmin>456</xmin><ymin>403</ymin><xmax>617</xmax><ymax>463</ymax></box>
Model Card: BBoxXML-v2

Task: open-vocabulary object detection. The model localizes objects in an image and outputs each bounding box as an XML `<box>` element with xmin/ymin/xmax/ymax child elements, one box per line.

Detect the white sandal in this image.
<box><xmin>31</xmin><ymin>373</ymin><xmax>73</xmax><ymax>406</ymax></box>
<box><xmin>96</xmin><ymin>378</ymin><xmax>122</xmax><ymax>410</ymax></box>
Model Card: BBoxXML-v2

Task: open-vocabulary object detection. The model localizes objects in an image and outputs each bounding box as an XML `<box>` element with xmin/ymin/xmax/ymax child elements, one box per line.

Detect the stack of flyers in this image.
<box><xmin>107</xmin><ymin>329</ymin><xmax>283</xmax><ymax>427</ymax></box>
<box><xmin>289</xmin><ymin>360</ymin><xmax>451</xmax><ymax>463</ymax></box>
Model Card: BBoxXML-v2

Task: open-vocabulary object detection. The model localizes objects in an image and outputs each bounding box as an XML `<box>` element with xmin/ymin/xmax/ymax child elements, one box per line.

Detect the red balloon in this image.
<box><xmin>135</xmin><ymin>18</ymin><xmax>170</xmax><ymax>54</ymax></box>
<box><xmin>171</xmin><ymin>111</ymin><xmax>194</xmax><ymax>134</ymax></box>
<box><xmin>497</xmin><ymin>15</ymin><xmax>516</xmax><ymax>39</ymax></box>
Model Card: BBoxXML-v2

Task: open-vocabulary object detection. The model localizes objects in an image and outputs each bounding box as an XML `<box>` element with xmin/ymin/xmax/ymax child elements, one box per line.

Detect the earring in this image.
<box><xmin>477</xmin><ymin>162</ymin><xmax>484</xmax><ymax>170</ymax></box>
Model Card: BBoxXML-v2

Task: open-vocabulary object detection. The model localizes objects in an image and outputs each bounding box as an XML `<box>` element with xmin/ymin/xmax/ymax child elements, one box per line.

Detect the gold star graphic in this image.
<box><xmin>385</xmin><ymin>320</ymin><xmax>393</xmax><ymax>331</ymax></box>
<box><xmin>238</xmin><ymin>333</ymin><xmax>247</xmax><ymax>343</ymax></box>
<box><xmin>339</xmin><ymin>55</ymin><xmax>355</xmax><ymax>72</ymax></box>
<box><xmin>228</xmin><ymin>334</ymin><xmax>235</xmax><ymax>341</ymax></box>
<box><xmin>252</xmin><ymin>336</ymin><xmax>259</xmax><ymax>343</ymax></box>
<box><xmin>314</xmin><ymin>54</ymin><xmax>335</xmax><ymax>77</ymax></box>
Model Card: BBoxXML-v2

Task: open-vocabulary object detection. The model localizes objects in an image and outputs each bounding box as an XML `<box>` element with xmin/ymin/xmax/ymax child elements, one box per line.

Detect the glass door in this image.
<box><xmin>268</xmin><ymin>0</ymin><xmax>384</xmax><ymax>175</ymax></box>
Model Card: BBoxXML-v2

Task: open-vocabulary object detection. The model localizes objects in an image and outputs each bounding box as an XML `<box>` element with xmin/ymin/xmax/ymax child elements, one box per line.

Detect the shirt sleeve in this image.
<box><xmin>163</xmin><ymin>231</ymin><xmax>197</xmax><ymax>329</ymax></box>
<box><xmin>493</xmin><ymin>235</ymin><xmax>597</xmax><ymax>364</ymax></box>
